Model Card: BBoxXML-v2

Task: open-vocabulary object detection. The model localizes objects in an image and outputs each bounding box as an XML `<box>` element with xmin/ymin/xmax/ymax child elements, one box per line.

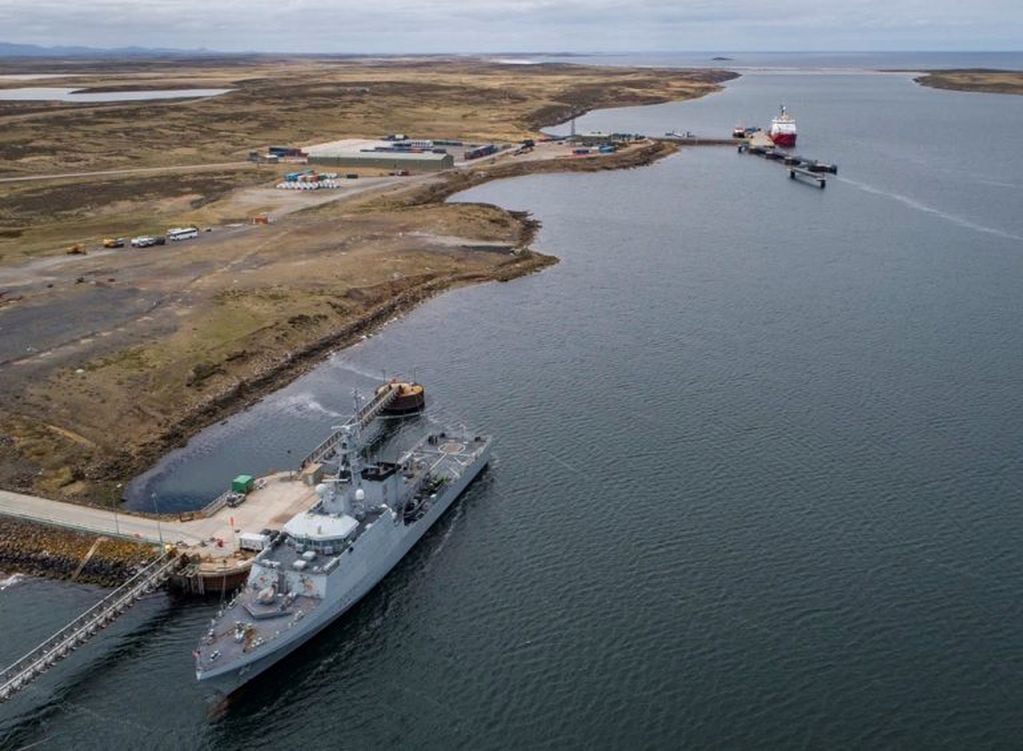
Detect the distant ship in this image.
<box><xmin>769</xmin><ymin>105</ymin><xmax>797</xmax><ymax>148</ymax></box>
<box><xmin>193</xmin><ymin>382</ymin><xmax>491</xmax><ymax>694</ymax></box>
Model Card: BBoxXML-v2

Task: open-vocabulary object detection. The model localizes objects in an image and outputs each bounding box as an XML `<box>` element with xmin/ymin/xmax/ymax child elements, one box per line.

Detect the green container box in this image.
<box><xmin>232</xmin><ymin>474</ymin><xmax>255</xmax><ymax>494</ymax></box>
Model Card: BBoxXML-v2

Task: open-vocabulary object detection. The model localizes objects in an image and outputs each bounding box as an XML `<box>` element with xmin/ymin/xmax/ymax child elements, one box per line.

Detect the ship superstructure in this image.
<box><xmin>193</xmin><ymin>384</ymin><xmax>491</xmax><ymax>693</ymax></box>
<box><xmin>769</xmin><ymin>105</ymin><xmax>798</xmax><ymax>148</ymax></box>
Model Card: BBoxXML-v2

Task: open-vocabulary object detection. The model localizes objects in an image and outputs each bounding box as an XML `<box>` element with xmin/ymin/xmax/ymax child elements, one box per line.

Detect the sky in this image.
<box><xmin>1</xmin><ymin>0</ymin><xmax>1021</xmax><ymax>53</ymax></box>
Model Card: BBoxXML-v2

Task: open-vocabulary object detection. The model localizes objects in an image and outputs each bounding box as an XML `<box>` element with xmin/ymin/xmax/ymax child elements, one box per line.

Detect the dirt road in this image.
<box><xmin>0</xmin><ymin>161</ymin><xmax>254</xmax><ymax>183</ymax></box>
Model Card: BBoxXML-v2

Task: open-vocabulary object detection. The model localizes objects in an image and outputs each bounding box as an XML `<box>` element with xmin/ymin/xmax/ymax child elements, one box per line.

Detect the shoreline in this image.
<box><xmin>0</xmin><ymin>58</ymin><xmax>720</xmax><ymax>527</ymax></box>
<box><xmin>0</xmin><ymin>139</ymin><xmax>683</xmax><ymax>510</ymax></box>
<box><xmin>0</xmin><ymin>144</ymin><xmax>683</xmax><ymax>582</ymax></box>
<box><xmin>0</xmin><ymin>60</ymin><xmax>708</xmax><ymax>580</ymax></box>
<box><xmin>115</xmin><ymin>141</ymin><xmax>681</xmax><ymax>499</ymax></box>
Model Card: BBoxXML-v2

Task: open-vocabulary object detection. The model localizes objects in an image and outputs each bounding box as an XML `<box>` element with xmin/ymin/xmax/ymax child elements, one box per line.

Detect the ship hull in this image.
<box><xmin>198</xmin><ymin>444</ymin><xmax>491</xmax><ymax>695</ymax></box>
<box><xmin>770</xmin><ymin>133</ymin><xmax>796</xmax><ymax>148</ymax></box>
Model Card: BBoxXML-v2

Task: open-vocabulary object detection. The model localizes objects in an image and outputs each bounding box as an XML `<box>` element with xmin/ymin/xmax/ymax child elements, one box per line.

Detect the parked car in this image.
<box><xmin>130</xmin><ymin>236</ymin><xmax>156</xmax><ymax>248</ymax></box>
<box><xmin>102</xmin><ymin>237</ymin><xmax>126</xmax><ymax>248</ymax></box>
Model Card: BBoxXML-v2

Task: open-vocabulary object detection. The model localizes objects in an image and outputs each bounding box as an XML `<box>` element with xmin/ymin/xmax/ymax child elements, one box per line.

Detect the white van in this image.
<box><xmin>167</xmin><ymin>227</ymin><xmax>199</xmax><ymax>241</ymax></box>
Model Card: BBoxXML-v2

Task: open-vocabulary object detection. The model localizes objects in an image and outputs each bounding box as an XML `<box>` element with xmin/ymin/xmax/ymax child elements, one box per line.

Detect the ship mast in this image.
<box><xmin>344</xmin><ymin>389</ymin><xmax>365</xmax><ymax>482</ymax></box>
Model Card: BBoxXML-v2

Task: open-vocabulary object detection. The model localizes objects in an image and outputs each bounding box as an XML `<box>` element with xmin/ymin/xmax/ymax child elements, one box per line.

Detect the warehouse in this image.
<box><xmin>304</xmin><ymin>138</ymin><xmax>453</xmax><ymax>172</ymax></box>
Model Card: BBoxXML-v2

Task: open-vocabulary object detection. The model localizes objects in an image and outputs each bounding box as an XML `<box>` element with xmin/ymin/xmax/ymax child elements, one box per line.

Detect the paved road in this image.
<box><xmin>0</xmin><ymin>161</ymin><xmax>254</xmax><ymax>184</ymax></box>
<box><xmin>0</xmin><ymin>488</ymin><xmax>206</xmax><ymax>547</ymax></box>
<box><xmin>0</xmin><ymin>473</ymin><xmax>319</xmax><ymax>556</ymax></box>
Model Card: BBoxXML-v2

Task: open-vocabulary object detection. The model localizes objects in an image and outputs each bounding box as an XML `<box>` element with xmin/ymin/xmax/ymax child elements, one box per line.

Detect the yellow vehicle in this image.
<box><xmin>102</xmin><ymin>237</ymin><xmax>126</xmax><ymax>248</ymax></box>
<box><xmin>66</xmin><ymin>243</ymin><xmax>87</xmax><ymax>255</ymax></box>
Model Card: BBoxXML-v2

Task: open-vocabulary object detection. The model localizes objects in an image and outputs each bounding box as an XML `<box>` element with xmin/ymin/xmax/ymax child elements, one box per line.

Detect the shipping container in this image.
<box><xmin>231</xmin><ymin>474</ymin><xmax>255</xmax><ymax>494</ymax></box>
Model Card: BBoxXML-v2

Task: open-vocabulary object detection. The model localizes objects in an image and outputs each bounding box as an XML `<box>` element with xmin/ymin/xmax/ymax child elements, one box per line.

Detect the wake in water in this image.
<box><xmin>0</xmin><ymin>572</ymin><xmax>25</xmax><ymax>590</ymax></box>
<box><xmin>836</xmin><ymin>176</ymin><xmax>1023</xmax><ymax>243</ymax></box>
<box><xmin>329</xmin><ymin>359</ymin><xmax>417</xmax><ymax>385</ymax></box>
<box><xmin>276</xmin><ymin>392</ymin><xmax>347</xmax><ymax>419</ymax></box>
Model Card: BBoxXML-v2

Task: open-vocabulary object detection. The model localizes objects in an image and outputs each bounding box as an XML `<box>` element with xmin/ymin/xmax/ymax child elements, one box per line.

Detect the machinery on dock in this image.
<box><xmin>193</xmin><ymin>384</ymin><xmax>491</xmax><ymax>694</ymax></box>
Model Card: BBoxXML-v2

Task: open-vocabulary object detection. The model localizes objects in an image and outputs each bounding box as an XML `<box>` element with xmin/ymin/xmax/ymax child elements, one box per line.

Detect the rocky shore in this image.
<box><xmin>0</xmin><ymin>517</ymin><xmax>158</xmax><ymax>587</ymax></box>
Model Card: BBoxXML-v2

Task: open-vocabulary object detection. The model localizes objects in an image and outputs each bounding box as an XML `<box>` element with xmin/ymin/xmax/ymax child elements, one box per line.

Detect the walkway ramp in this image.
<box><xmin>300</xmin><ymin>385</ymin><xmax>398</xmax><ymax>467</ymax></box>
<box><xmin>0</xmin><ymin>551</ymin><xmax>182</xmax><ymax>703</ymax></box>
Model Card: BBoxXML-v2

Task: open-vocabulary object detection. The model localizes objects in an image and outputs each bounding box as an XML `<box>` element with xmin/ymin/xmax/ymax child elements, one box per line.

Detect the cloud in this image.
<box><xmin>0</xmin><ymin>0</ymin><xmax>1020</xmax><ymax>52</ymax></box>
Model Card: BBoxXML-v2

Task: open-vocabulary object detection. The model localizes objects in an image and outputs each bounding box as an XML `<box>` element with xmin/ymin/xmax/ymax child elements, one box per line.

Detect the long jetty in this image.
<box><xmin>0</xmin><ymin>551</ymin><xmax>183</xmax><ymax>702</ymax></box>
<box><xmin>652</xmin><ymin>135</ymin><xmax>737</xmax><ymax>146</ymax></box>
<box><xmin>737</xmin><ymin>140</ymin><xmax>838</xmax><ymax>187</ymax></box>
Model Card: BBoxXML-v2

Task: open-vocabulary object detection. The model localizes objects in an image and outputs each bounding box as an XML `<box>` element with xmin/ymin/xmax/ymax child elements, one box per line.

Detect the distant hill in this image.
<box><xmin>0</xmin><ymin>40</ymin><xmax>220</xmax><ymax>58</ymax></box>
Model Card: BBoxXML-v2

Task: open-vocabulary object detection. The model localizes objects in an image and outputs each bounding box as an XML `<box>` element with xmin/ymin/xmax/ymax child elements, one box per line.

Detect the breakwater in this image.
<box><xmin>0</xmin><ymin>517</ymin><xmax>157</xmax><ymax>587</ymax></box>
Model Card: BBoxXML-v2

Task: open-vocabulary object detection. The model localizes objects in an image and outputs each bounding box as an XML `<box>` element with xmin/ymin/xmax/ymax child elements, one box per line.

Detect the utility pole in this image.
<box><xmin>151</xmin><ymin>492</ymin><xmax>164</xmax><ymax>547</ymax></box>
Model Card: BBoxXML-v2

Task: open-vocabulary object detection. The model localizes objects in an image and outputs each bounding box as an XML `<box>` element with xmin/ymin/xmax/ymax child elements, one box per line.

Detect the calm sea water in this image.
<box><xmin>4</xmin><ymin>54</ymin><xmax>1023</xmax><ymax>748</ymax></box>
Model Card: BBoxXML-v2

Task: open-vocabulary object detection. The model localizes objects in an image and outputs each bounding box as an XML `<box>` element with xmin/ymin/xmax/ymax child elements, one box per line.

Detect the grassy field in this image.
<box><xmin>914</xmin><ymin>69</ymin><xmax>1023</xmax><ymax>95</ymax></box>
<box><xmin>0</xmin><ymin>55</ymin><xmax>727</xmax><ymax>504</ymax></box>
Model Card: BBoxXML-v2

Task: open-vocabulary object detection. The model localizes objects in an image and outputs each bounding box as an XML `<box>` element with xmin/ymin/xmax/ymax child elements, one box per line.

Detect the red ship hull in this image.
<box><xmin>770</xmin><ymin>133</ymin><xmax>797</xmax><ymax>148</ymax></box>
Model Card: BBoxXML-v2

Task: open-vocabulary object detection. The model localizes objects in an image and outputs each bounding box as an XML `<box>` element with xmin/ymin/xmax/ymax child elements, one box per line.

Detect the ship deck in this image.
<box><xmin>196</xmin><ymin>590</ymin><xmax>323</xmax><ymax>674</ymax></box>
<box><xmin>411</xmin><ymin>434</ymin><xmax>489</xmax><ymax>478</ymax></box>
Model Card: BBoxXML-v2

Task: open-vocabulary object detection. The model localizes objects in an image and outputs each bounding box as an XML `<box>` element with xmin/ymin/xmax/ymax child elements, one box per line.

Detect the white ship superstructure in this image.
<box><xmin>769</xmin><ymin>104</ymin><xmax>798</xmax><ymax>147</ymax></box>
<box><xmin>193</xmin><ymin>385</ymin><xmax>490</xmax><ymax>693</ymax></box>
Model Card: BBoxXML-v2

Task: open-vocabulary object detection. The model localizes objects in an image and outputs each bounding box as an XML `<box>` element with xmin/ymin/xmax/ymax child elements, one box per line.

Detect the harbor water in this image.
<box><xmin>3</xmin><ymin>56</ymin><xmax>1023</xmax><ymax>748</ymax></box>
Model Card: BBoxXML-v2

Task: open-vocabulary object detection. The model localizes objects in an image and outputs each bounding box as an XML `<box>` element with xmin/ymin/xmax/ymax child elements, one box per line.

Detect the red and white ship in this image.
<box><xmin>768</xmin><ymin>105</ymin><xmax>797</xmax><ymax>148</ymax></box>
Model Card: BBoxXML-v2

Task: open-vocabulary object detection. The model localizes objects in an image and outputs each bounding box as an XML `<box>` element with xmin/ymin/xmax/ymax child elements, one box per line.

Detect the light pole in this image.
<box><xmin>151</xmin><ymin>492</ymin><xmax>164</xmax><ymax>547</ymax></box>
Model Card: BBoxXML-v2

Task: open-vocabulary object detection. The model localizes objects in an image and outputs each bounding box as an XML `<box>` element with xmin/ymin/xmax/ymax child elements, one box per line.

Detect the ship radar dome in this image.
<box><xmin>315</xmin><ymin>483</ymin><xmax>329</xmax><ymax>497</ymax></box>
<box><xmin>354</xmin><ymin>488</ymin><xmax>366</xmax><ymax>502</ymax></box>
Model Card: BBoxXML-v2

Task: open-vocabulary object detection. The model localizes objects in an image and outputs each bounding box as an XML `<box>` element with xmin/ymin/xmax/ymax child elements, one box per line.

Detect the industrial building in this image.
<box><xmin>571</xmin><ymin>131</ymin><xmax>645</xmax><ymax>147</ymax></box>
<box><xmin>304</xmin><ymin>138</ymin><xmax>454</xmax><ymax>172</ymax></box>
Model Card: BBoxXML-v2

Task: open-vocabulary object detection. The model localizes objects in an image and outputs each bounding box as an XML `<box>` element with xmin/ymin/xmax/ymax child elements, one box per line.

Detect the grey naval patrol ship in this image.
<box><xmin>193</xmin><ymin>381</ymin><xmax>491</xmax><ymax>693</ymax></box>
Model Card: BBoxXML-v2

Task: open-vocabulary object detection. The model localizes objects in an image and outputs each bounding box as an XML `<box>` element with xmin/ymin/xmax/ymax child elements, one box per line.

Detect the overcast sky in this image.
<box><xmin>2</xmin><ymin>0</ymin><xmax>1021</xmax><ymax>53</ymax></box>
